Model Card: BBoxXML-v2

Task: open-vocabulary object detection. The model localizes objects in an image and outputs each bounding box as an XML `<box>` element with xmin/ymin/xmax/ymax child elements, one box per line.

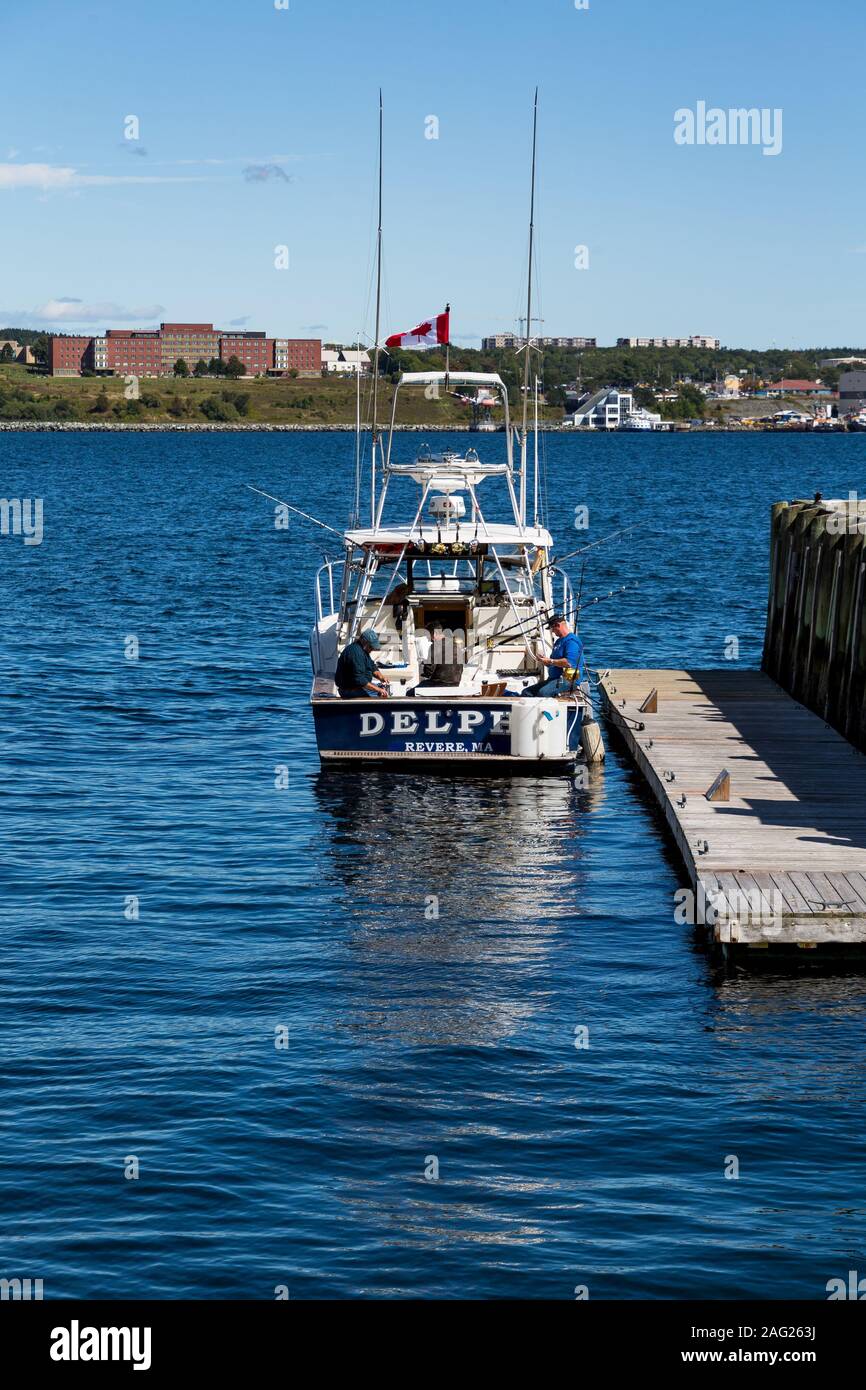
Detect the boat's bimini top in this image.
<box><xmin>387</xmin><ymin>455</ymin><xmax>509</xmax><ymax>489</ymax></box>
<box><xmin>344</xmin><ymin>522</ymin><xmax>553</xmax><ymax>548</ymax></box>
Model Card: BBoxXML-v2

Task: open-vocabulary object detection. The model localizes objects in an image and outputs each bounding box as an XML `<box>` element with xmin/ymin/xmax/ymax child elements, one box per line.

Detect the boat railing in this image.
<box><xmin>554</xmin><ymin>568</ymin><xmax>574</xmax><ymax>619</ymax></box>
<box><xmin>315</xmin><ymin>557</ymin><xmax>345</xmax><ymax>621</ymax></box>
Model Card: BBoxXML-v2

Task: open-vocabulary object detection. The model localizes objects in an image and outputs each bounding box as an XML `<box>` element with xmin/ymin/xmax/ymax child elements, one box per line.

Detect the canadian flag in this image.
<box><xmin>385</xmin><ymin>306</ymin><xmax>450</xmax><ymax>349</ymax></box>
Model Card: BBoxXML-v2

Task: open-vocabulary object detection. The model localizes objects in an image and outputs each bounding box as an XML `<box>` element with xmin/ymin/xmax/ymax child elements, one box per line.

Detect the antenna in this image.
<box><xmin>370</xmin><ymin>91</ymin><xmax>384</xmax><ymax>528</ymax></box>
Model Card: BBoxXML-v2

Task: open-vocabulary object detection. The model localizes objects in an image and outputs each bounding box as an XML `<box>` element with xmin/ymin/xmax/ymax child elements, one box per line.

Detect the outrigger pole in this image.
<box><xmin>545</xmin><ymin>522</ymin><xmax>639</xmax><ymax>571</ymax></box>
<box><xmin>370</xmin><ymin>91</ymin><xmax>384</xmax><ymax>532</ymax></box>
<box><xmin>245</xmin><ymin>485</ymin><xmax>345</xmax><ymax>537</ymax></box>
<box><xmin>518</xmin><ymin>88</ymin><xmax>539</xmax><ymax>530</ymax></box>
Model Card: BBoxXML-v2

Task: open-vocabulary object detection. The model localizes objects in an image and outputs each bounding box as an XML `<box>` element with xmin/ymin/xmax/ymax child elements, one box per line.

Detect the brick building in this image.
<box><xmin>160</xmin><ymin>323</ymin><xmax>221</xmax><ymax>373</ymax></box>
<box><xmin>104</xmin><ymin>330</ymin><xmax>162</xmax><ymax>376</ymax></box>
<box><xmin>274</xmin><ymin>338</ymin><xmax>321</xmax><ymax>373</ymax></box>
<box><xmin>47</xmin><ymin>335</ymin><xmax>94</xmax><ymax>376</ymax></box>
<box><xmin>220</xmin><ymin>331</ymin><xmax>272</xmax><ymax>375</ymax></box>
<box><xmin>46</xmin><ymin>322</ymin><xmax>322</xmax><ymax>377</ymax></box>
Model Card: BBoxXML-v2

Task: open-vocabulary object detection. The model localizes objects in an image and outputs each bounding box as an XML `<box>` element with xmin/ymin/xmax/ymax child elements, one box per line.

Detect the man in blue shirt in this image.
<box><xmin>526</xmin><ymin>614</ymin><xmax>585</xmax><ymax>697</ymax></box>
<box><xmin>335</xmin><ymin>629</ymin><xmax>392</xmax><ymax>699</ymax></box>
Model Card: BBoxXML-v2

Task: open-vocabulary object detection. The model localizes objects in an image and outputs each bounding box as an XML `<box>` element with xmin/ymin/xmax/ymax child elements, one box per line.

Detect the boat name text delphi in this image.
<box><xmin>359</xmin><ymin>709</ymin><xmax>508</xmax><ymax>738</ymax></box>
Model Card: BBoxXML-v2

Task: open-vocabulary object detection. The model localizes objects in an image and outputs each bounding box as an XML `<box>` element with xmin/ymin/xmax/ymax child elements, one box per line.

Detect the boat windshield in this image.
<box><xmin>347</xmin><ymin>548</ymin><xmax>539</xmax><ymax>603</ymax></box>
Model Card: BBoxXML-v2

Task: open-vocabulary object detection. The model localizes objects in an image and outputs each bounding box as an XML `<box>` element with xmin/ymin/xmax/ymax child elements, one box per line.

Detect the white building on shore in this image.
<box><xmin>566</xmin><ymin>387</ymin><xmax>634</xmax><ymax>429</ymax></box>
<box><xmin>321</xmin><ymin>347</ymin><xmax>371</xmax><ymax>375</ymax></box>
<box><xmin>617</xmin><ymin>335</ymin><xmax>720</xmax><ymax>350</ymax></box>
<box><xmin>481</xmin><ymin>334</ymin><xmax>597</xmax><ymax>350</ymax></box>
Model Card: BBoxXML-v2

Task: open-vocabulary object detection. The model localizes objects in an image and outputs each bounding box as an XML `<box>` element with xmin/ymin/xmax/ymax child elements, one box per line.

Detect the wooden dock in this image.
<box><xmin>599</xmin><ymin>669</ymin><xmax>866</xmax><ymax>952</ymax></box>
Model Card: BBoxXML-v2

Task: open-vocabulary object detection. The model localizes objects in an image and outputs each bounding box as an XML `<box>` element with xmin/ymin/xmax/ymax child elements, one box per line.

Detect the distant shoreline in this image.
<box><xmin>0</xmin><ymin>420</ymin><xmax>499</xmax><ymax>433</ymax></box>
<box><xmin>0</xmin><ymin>421</ymin><xmax>845</xmax><ymax>434</ymax></box>
<box><xmin>0</xmin><ymin>420</ymin><xmax>579</xmax><ymax>433</ymax></box>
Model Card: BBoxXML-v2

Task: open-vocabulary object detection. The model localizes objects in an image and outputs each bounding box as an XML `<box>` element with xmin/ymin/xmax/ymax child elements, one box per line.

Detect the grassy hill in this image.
<box><xmin>0</xmin><ymin>363</ymin><xmax>565</xmax><ymax>427</ymax></box>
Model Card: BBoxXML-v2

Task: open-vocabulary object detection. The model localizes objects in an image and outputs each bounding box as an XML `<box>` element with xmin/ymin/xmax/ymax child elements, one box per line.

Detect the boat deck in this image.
<box><xmin>599</xmin><ymin>668</ymin><xmax>866</xmax><ymax>951</ymax></box>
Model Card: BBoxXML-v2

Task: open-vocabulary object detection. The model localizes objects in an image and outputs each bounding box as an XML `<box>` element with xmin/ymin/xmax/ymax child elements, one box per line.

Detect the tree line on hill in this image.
<box><xmin>381</xmin><ymin>342</ymin><xmax>865</xmax><ymax>406</ymax></box>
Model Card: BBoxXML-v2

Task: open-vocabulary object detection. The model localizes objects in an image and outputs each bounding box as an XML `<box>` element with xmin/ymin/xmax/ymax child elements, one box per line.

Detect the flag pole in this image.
<box><xmin>444</xmin><ymin>302</ymin><xmax>451</xmax><ymax>390</ymax></box>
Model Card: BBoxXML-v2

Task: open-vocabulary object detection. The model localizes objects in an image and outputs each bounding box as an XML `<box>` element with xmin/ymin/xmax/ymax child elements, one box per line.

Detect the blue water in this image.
<box><xmin>1</xmin><ymin>429</ymin><xmax>865</xmax><ymax>1300</ymax></box>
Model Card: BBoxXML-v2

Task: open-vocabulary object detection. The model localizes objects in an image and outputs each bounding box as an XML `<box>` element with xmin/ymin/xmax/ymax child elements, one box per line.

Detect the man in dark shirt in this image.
<box><xmin>526</xmin><ymin>614</ymin><xmax>585</xmax><ymax>697</ymax></box>
<box><xmin>335</xmin><ymin>629</ymin><xmax>391</xmax><ymax>699</ymax></box>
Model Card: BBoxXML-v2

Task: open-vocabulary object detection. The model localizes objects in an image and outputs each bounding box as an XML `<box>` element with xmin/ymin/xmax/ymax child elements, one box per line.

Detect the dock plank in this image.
<box><xmin>600</xmin><ymin>669</ymin><xmax>866</xmax><ymax>950</ymax></box>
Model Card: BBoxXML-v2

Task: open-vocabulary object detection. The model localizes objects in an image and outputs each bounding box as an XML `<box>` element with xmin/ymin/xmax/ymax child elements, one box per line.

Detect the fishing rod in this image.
<box><xmin>485</xmin><ymin>582</ymin><xmax>639</xmax><ymax>649</ymax></box>
<box><xmin>245</xmin><ymin>485</ymin><xmax>345</xmax><ymax>537</ymax></box>
<box><xmin>538</xmin><ymin>522</ymin><xmax>638</xmax><ymax>577</ymax></box>
<box><xmin>574</xmin><ymin>582</ymin><xmax>638</xmax><ymax>614</ymax></box>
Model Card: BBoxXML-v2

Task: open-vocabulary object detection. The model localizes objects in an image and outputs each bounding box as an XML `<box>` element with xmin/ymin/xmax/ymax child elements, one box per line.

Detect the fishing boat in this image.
<box><xmin>307</xmin><ymin>93</ymin><xmax>602</xmax><ymax>772</ymax></box>
<box><xmin>310</xmin><ymin>376</ymin><xmax>596</xmax><ymax>769</ymax></box>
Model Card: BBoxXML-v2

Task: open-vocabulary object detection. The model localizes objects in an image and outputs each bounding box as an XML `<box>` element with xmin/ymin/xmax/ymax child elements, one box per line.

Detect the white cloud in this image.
<box><xmin>0</xmin><ymin>300</ymin><xmax>165</xmax><ymax>327</ymax></box>
<box><xmin>0</xmin><ymin>163</ymin><xmax>77</xmax><ymax>190</ymax></box>
<box><xmin>0</xmin><ymin>161</ymin><xmax>215</xmax><ymax>191</ymax></box>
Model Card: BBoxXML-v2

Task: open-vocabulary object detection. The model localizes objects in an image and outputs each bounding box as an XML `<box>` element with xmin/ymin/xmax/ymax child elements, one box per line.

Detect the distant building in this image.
<box><xmin>103</xmin><ymin>330</ymin><xmax>162</xmax><ymax>376</ymax></box>
<box><xmin>47</xmin><ymin>335</ymin><xmax>95</xmax><ymax>376</ymax></box>
<box><xmin>46</xmin><ymin>323</ymin><xmax>321</xmax><ymax>377</ymax></box>
<box><xmin>616</xmin><ymin>335</ymin><xmax>720</xmax><ymax>350</ymax></box>
<box><xmin>566</xmin><ymin>386</ymin><xmax>634</xmax><ymax>429</ymax></box>
<box><xmin>0</xmin><ymin>338</ymin><xmax>36</xmax><ymax>364</ymax></box>
<box><xmin>219</xmin><ymin>330</ymin><xmax>271</xmax><ymax>376</ymax></box>
<box><xmin>321</xmin><ymin>347</ymin><xmax>370</xmax><ymax>374</ymax></box>
<box><xmin>838</xmin><ymin>371</ymin><xmax>866</xmax><ymax>412</ymax></box>
<box><xmin>274</xmin><ymin>338</ymin><xmax>321</xmax><ymax>374</ymax></box>
<box><xmin>160</xmin><ymin>323</ymin><xmax>221</xmax><ymax>373</ymax></box>
<box><xmin>707</xmin><ymin>374</ymin><xmax>742</xmax><ymax>399</ymax></box>
<box><xmin>766</xmin><ymin>379</ymin><xmax>831</xmax><ymax>397</ymax></box>
<box><xmin>821</xmin><ymin>356</ymin><xmax>866</xmax><ymax>368</ymax></box>
<box><xmin>481</xmin><ymin>334</ymin><xmax>596</xmax><ymax>350</ymax></box>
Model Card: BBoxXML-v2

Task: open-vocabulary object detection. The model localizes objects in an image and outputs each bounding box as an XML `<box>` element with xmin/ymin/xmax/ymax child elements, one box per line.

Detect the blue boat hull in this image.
<box><xmin>312</xmin><ymin>697</ymin><xmax>584</xmax><ymax>769</ymax></box>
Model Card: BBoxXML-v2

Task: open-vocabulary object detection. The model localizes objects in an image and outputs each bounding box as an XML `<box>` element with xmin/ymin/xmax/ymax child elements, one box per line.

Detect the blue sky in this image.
<box><xmin>2</xmin><ymin>0</ymin><xmax>863</xmax><ymax>348</ymax></box>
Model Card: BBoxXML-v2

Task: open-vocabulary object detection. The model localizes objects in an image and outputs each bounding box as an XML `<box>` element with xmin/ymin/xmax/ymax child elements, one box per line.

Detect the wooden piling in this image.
<box><xmin>764</xmin><ymin>499</ymin><xmax>866</xmax><ymax>751</ymax></box>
